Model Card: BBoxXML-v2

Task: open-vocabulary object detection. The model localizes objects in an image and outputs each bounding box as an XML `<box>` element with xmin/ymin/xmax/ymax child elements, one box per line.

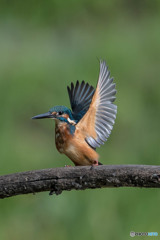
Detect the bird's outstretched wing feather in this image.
<box><xmin>67</xmin><ymin>80</ymin><xmax>95</xmax><ymax>121</ymax></box>
<box><xmin>77</xmin><ymin>60</ymin><xmax>117</xmax><ymax>148</ymax></box>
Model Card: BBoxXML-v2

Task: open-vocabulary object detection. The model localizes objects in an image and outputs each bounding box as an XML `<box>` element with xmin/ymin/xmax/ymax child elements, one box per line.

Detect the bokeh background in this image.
<box><xmin>0</xmin><ymin>1</ymin><xmax>160</xmax><ymax>239</ymax></box>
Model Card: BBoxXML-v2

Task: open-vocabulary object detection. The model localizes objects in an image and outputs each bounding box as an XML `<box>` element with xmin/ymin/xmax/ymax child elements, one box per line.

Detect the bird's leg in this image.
<box><xmin>90</xmin><ymin>160</ymin><xmax>99</xmax><ymax>170</ymax></box>
<box><xmin>93</xmin><ymin>160</ymin><xmax>99</xmax><ymax>166</ymax></box>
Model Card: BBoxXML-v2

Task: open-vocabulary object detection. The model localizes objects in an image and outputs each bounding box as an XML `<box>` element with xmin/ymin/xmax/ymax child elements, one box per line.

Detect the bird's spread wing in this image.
<box><xmin>67</xmin><ymin>80</ymin><xmax>95</xmax><ymax>121</ymax></box>
<box><xmin>77</xmin><ymin>60</ymin><xmax>117</xmax><ymax>148</ymax></box>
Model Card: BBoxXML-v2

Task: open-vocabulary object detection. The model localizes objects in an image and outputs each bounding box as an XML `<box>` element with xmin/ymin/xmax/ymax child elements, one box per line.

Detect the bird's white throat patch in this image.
<box><xmin>67</xmin><ymin>118</ymin><xmax>76</xmax><ymax>125</ymax></box>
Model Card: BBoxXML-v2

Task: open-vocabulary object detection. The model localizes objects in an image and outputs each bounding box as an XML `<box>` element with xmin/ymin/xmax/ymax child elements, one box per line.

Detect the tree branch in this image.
<box><xmin>0</xmin><ymin>165</ymin><xmax>160</xmax><ymax>199</ymax></box>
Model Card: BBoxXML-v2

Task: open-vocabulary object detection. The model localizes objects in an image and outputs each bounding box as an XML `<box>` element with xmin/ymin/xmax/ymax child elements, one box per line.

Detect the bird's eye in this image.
<box><xmin>58</xmin><ymin>111</ymin><xmax>63</xmax><ymax>115</ymax></box>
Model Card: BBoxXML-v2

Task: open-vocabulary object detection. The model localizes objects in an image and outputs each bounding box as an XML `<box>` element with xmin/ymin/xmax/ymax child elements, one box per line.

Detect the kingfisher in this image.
<box><xmin>32</xmin><ymin>60</ymin><xmax>117</xmax><ymax>166</ymax></box>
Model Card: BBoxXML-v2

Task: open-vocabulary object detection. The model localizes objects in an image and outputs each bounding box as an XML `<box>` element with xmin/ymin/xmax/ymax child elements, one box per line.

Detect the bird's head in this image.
<box><xmin>32</xmin><ymin>105</ymin><xmax>76</xmax><ymax>125</ymax></box>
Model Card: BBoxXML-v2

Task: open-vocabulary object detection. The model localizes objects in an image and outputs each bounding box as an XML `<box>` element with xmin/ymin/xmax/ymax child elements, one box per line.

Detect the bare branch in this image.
<box><xmin>0</xmin><ymin>165</ymin><xmax>160</xmax><ymax>199</ymax></box>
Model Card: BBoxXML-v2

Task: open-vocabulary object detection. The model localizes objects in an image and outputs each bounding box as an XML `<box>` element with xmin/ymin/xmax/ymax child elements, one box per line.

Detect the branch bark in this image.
<box><xmin>0</xmin><ymin>165</ymin><xmax>160</xmax><ymax>199</ymax></box>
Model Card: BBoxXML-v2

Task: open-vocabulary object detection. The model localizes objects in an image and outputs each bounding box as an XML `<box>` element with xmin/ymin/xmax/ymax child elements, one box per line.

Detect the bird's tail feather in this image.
<box><xmin>98</xmin><ymin>161</ymin><xmax>103</xmax><ymax>165</ymax></box>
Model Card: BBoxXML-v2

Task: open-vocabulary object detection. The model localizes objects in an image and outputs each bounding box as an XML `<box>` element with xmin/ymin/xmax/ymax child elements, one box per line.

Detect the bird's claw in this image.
<box><xmin>93</xmin><ymin>160</ymin><xmax>99</xmax><ymax>166</ymax></box>
<box><xmin>90</xmin><ymin>160</ymin><xmax>99</xmax><ymax>170</ymax></box>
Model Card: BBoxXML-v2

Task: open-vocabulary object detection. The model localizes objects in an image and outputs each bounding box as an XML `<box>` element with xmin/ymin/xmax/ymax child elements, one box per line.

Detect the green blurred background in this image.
<box><xmin>0</xmin><ymin>0</ymin><xmax>160</xmax><ymax>239</ymax></box>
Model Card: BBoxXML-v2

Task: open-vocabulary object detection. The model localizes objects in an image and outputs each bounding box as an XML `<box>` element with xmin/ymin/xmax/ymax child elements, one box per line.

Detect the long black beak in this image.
<box><xmin>32</xmin><ymin>112</ymin><xmax>54</xmax><ymax>119</ymax></box>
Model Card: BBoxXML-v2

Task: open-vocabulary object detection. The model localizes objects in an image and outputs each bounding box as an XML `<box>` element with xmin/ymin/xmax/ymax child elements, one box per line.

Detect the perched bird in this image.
<box><xmin>32</xmin><ymin>60</ymin><xmax>117</xmax><ymax>166</ymax></box>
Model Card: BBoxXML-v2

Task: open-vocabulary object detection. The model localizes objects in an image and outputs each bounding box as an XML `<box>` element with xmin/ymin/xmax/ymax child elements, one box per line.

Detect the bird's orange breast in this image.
<box><xmin>55</xmin><ymin>121</ymin><xmax>71</xmax><ymax>153</ymax></box>
<box><xmin>55</xmin><ymin>121</ymin><xmax>99</xmax><ymax>166</ymax></box>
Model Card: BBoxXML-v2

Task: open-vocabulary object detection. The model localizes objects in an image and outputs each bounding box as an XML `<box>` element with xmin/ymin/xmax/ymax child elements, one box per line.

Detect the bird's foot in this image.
<box><xmin>93</xmin><ymin>160</ymin><xmax>99</xmax><ymax>166</ymax></box>
<box><xmin>65</xmin><ymin>165</ymin><xmax>72</xmax><ymax>167</ymax></box>
<box><xmin>90</xmin><ymin>160</ymin><xmax>99</xmax><ymax>170</ymax></box>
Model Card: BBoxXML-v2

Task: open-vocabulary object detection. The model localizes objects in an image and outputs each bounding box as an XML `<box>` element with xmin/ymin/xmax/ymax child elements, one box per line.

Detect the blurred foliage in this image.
<box><xmin>0</xmin><ymin>1</ymin><xmax>160</xmax><ymax>239</ymax></box>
